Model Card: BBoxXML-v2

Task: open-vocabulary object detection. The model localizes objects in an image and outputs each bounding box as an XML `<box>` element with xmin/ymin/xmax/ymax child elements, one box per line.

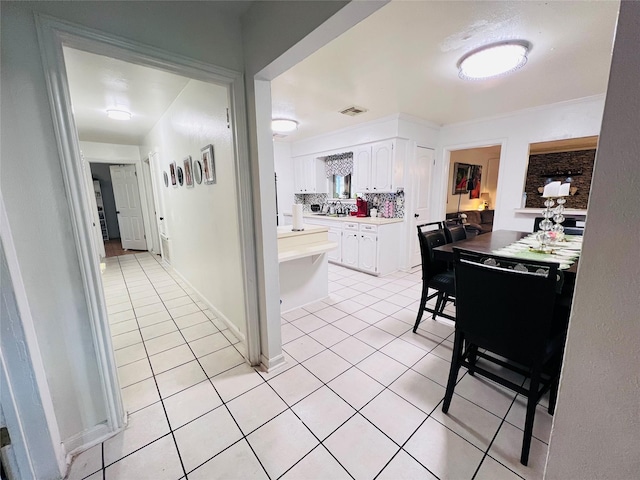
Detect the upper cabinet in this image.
<box><xmin>352</xmin><ymin>140</ymin><xmax>404</xmax><ymax>193</ymax></box>
<box><xmin>293</xmin><ymin>155</ymin><xmax>328</xmax><ymax>194</ymax></box>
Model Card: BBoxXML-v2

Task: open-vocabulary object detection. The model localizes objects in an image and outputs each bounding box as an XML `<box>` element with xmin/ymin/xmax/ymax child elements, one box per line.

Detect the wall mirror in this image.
<box><xmin>193</xmin><ymin>160</ymin><xmax>203</xmax><ymax>184</ymax></box>
<box><xmin>177</xmin><ymin>166</ymin><xmax>184</xmax><ymax>186</ymax></box>
<box><xmin>163</xmin><ymin>171</ymin><xmax>169</xmax><ymax>187</ymax></box>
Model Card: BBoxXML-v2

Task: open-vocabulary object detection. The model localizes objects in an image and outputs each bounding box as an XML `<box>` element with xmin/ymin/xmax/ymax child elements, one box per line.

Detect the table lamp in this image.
<box><xmin>479</xmin><ymin>192</ymin><xmax>490</xmax><ymax>210</ymax></box>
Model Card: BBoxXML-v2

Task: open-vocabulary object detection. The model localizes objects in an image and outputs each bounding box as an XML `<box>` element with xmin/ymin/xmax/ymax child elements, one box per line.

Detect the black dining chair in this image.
<box><xmin>444</xmin><ymin>224</ymin><xmax>468</xmax><ymax>244</ymax></box>
<box><xmin>442</xmin><ymin>249</ymin><xmax>569</xmax><ymax>466</ymax></box>
<box><xmin>413</xmin><ymin>225</ymin><xmax>456</xmax><ymax>332</ymax></box>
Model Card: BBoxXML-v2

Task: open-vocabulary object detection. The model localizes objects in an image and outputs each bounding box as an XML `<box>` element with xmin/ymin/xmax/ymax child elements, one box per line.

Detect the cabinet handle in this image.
<box><xmin>414</xmin><ymin>213</ymin><xmax>419</xmax><ymax>218</ymax></box>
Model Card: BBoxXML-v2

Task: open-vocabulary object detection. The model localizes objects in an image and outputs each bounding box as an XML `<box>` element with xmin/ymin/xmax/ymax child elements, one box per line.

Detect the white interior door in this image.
<box><xmin>410</xmin><ymin>146</ymin><xmax>434</xmax><ymax>267</ymax></box>
<box><xmin>143</xmin><ymin>155</ymin><xmax>161</xmax><ymax>255</ymax></box>
<box><xmin>110</xmin><ymin>165</ymin><xmax>147</xmax><ymax>251</ymax></box>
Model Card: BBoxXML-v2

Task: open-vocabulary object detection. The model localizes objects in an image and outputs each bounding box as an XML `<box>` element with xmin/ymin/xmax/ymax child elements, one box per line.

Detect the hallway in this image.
<box><xmin>67</xmin><ymin>253</ymin><xmax>552</xmax><ymax>479</ymax></box>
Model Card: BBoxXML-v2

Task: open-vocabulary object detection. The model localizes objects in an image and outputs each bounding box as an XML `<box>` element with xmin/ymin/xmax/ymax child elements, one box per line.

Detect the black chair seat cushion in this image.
<box><xmin>428</xmin><ymin>271</ymin><xmax>455</xmax><ymax>295</ymax></box>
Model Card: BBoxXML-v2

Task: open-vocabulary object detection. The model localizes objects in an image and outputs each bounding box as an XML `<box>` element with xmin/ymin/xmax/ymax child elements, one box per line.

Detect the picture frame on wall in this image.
<box><xmin>201</xmin><ymin>144</ymin><xmax>216</xmax><ymax>184</ymax></box>
<box><xmin>183</xmin><ymin>155</ymin><xmax>194</xmax><ymax>187</ymax></box>
<box><xmin>452</xmin><ymin>162</ymin><xmax>471</xmax><ymax>195</ymax></box>
<box><xmin>468</xmin><ymin>165</ymin><xmax>482</xmax><ymax>199</ymax></box>
<box><xmin>169</xmin><ymin>162</ymin><xmax>177</xmax><ymax>187</ymax></box>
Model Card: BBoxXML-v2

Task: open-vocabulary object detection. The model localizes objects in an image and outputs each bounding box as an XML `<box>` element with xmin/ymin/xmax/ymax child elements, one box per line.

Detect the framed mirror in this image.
<box><xmin>163</xmin><ymin>171</ymin><xmax>169</xmax><ymax>187</ymax></box>
<box><xmin>193</xmin><ymin>160</ymin><xmax>203</xmax><ymax>184</ymax></box>
<box><xmin>177</xmin><ymin>166</ymin><xmax>184</xmax><ymax>186</ymax></box>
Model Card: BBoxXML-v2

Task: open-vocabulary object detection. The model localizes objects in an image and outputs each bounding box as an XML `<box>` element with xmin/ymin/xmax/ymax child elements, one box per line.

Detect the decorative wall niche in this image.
<box><xmin>524</xmin><ymin>136</ymin><xmax>598</xmax><ymax>209</ymax></box>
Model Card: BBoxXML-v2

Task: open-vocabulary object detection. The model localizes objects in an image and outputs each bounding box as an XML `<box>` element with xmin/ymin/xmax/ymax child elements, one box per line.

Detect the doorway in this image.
<box><xmin>37</xmin><ymin>16</ymin><xmax>260</xmax><ymax>452</ymax></box>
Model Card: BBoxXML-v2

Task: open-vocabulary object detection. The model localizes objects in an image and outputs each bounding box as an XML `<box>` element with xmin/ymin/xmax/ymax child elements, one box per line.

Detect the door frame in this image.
<box><xmin>407</xmin><ymin>145</ymin><xmax>435</xmax><ymax>269</ymax></box>
<box><xmin>142</xmin><ymin>154</ymin><xmax>162</xmax><ymax>255</ymax></box>
<box><xmin>35</xmin><ymin>12</ymin><xmax>261</xmax><ymax>447</ymax></box>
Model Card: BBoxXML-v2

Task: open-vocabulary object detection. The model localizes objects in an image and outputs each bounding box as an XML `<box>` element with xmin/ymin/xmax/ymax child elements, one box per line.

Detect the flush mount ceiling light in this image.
<box><xmin>457</xmin><ymin>40</ymin><xmax>530</xmax><ymax>80</ymax></box>
<box><xmin>271</xmin><ymin>118</ymin><xmax>298</xmax><ymax>133</ymax></box>
<box><xmin>106</xmin><ymin>109</ymin><xmax>132</xmax><ymax>120</ymax></box>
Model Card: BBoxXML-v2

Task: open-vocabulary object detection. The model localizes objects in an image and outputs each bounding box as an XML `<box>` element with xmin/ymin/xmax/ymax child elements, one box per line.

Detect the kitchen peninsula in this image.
<box><xmin>277</xmin><ymin>224</ymin><xmax>337</xmax><ymax>312</ymax></box>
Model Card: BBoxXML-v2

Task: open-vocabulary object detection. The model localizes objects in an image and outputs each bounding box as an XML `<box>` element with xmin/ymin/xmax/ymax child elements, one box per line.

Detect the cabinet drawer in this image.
<box><xmin>359</xmin><ymin>224</ymin><xmax>378</xmax><ymax>233</ymax></box>
<box><xmin>343</xmin><ymin>222</ymin><xmax>359</xmax><ymax>231</ymax></box>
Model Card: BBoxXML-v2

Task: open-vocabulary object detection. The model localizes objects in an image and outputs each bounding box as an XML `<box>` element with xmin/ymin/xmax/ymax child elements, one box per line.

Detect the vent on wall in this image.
<box><xmin>340</xmin><ymin>105</ymin><xmax>368</xmax><ymax>116</ymax></box>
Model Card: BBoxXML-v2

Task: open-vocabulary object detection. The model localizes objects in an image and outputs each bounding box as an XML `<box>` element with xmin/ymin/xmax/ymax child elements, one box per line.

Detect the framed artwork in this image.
<box><xmin>452</xmin><ymin>162</ymin><xmax>471</xmax><ymax>195</ymax></box>
<box><xmin>169</xmin><ymin>162</ymin><xmax>177</xmax><ymax>187</ymax></box>
<box><xmin>177</xmin><ymin>166</ymin><xmax>184</xmax><ymax>186</ymax></box>
<box><xmin>183</xmin><ymin>156</ymin><xmax>194</xmax><ymax>187</ymax></box>
<box><xmin>468</xmin><ymin>165</ymin><xmax>483</xmax><ymax>199</ymax></box>
<box><xmin>193</xmin><ymin>160</ymin><xmax>203</xmax><ymax>184</ymax></box>
<box><xmin>201</xmin><ymin>144</ymin><xmax>216</xmax><ymax>184</ymax></box>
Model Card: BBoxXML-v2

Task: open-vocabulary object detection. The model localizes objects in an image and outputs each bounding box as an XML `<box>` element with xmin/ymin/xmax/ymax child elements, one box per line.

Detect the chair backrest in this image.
<box><xmin>453</xmin><ymin>249</ymin><xmax>559</xmax><ymax>366</ymax></box>
<box><xmin>417</xmin><ymin>226</ymin><xmax>449</xmax><ymax>281</ymax></box>
<box><xmin>444</xmin><ymin>224</ymin><xmax>467</xmax><ymax>244</ymax></box>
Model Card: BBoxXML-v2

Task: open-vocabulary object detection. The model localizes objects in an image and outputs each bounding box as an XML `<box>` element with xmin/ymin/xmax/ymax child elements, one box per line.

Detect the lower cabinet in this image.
<box><xmin>327</xmin><ymin>228</ymin><xmax>342</xmax><ymax>263</ymax></box>
<box><xmin>341</xmin><ymin>232</ymin><xmax>358</xmax><ymax>267</ymax></box>
<box><xmin>301</xmin><ymin>216</ymin><xmax>401</xmax><ymax>276</ymax></box>
<box><xmin>358</xmin><ymin>232</ymin><xmax>377</xmax><ymax>273</ymax></box>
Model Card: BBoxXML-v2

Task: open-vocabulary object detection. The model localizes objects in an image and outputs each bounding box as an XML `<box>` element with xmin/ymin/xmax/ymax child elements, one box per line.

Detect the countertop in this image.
<box><xmin>283</xmin><ymin>212</ymin><xmax>403</xmax><ymax>225</ymax></box>
<box><xmin>276</xmin><ymin>224</ymin><xmax>328</xmax><ymax>239</ymax></box>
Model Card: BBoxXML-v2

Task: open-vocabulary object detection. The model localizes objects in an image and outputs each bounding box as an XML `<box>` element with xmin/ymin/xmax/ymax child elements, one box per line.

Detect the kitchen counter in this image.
<box><xmin>283</xmin><ymin>212</ymin><xmax>403</xmax><ymax>225</ymax></box>
<box><xmin>277</xmin><ymin>224</ymin><xmax>336</xmax><ymax>312</ymax></box>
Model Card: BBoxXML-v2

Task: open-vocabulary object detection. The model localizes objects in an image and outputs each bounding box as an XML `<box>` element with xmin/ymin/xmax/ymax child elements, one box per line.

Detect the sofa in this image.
<box><xmin>446</xmin><ymin>209</ymin><xmax>494</xmax><ymax>236</ymax></box>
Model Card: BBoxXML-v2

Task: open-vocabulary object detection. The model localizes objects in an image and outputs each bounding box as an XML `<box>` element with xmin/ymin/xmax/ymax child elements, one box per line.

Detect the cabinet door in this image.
<box><xmin>342</xmin><ymin>233</ymin><xmax>359</xmax><ymax>267</ymax></box>
<box><xmin>327</xmin><ymin>229</ymin><xmax>341</xmax><ymax>263</ymax></box>
<box><xmin>371</xmin><ymin>141</ymin><xmax>393</xmax><ymax>192</ymax></box>
<box><xmin>352</xmin><ymin>145</ymin><xmax>371</xmax><ymax>193</ymax></box>
<box><xmin>293</xmin><ymin>157</ymin><xmax>307</xmax><ymax>193</ymax></box>
<box><xmin>358</xmin><ymin>233</ymin><xmax>377</xmax><ymax>273</ymax></box>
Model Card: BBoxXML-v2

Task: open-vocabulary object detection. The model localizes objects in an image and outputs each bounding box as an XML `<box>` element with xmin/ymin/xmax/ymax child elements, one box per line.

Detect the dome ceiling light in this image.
<box><xmin>271</xmin><ymin>118</ymin><xmax>298</xmax><ymax>133</ymax></box>
<box><xmin>106</xmin><ymin>109</ymin><xmax>132</xmax><ymax>120</ymax></box>
<box><xmin>457</xmin><ymin>40</ymin><xmax>531</xmax><ymax>80</ymax></box>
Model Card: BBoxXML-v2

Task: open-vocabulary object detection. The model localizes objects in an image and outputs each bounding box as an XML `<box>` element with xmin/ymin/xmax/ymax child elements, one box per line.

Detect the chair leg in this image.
<box><xmin>467</xmin><ymin>344</ymin><xmax>478</xmax><ymax>376</ymax></box>
<box><xmin>413</xmin><ymin>284</ymin><xmax>429</xmax><ymax>333</ymax></box>
<box><xmin>432</xmin><ymin>293</ymin><xmax>443</xmax><ymax>320</ymax></box>
<box><xmin>521</xmin><ymin>370</ymin><xmax>541</xmax><ymax>466</ymax></box>
<box><xmin>438</xmin><ymin>293</ymin><xmax>449</xmax><ymax>317</ymax></box>
<box><xmin>442</xmin><ymin>331</ymin><xmax>464</xmax><ymax>413</ymax></box>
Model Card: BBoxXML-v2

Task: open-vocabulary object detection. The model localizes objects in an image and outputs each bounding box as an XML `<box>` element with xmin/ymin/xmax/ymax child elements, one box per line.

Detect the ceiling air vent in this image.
<box><xmin>340</xmin><ymin>105</ymin><xmax>368</xmax><ymax>117</ymax></box>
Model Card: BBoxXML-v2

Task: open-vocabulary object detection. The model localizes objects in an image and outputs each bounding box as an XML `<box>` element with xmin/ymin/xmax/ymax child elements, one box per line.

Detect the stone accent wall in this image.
<box><xmin>524</xmin><ymin>149</ymin><xmax>596</xmax><ymax>209</ymax></box>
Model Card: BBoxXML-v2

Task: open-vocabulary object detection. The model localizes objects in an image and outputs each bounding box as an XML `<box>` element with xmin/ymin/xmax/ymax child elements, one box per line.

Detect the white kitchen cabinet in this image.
<box><xmin>342</xmin><ymin>231</ymin><xmax>359</xmax><ymax>267</ymax></box>
<box><xmin>352</xmin><ymin>140</ymin><xmax>402</xmax><ymax>193</ymax></box>
<box><xmin>293</xmin><ymin>155</ymin><xmax>327</xmax><ymax>194</ymax></box>
<box><xmin>327</xmin><ymin>228</ymin><xmax>342</xmax><ymax>262</ymax></box>
<box><xmin>358</xmin><ymin>232</ymin><xmax>377</xmax><ymax>273</ymax></box>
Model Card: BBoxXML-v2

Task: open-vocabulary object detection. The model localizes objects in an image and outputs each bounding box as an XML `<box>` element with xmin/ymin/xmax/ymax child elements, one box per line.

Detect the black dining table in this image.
<box><xmin>433</xmin><ymin>230</ymin><xmax>579</xmax><ymax>275</ymax></box>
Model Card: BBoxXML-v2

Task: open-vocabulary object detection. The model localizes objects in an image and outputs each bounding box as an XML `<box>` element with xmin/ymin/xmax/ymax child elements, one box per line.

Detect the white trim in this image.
<box><xmin>0</xmin><ymin>193</ymin><xmax>66</xmax><ymax>476</ymax></box>
<box><xmin>62</xmin><ymin>422</ymin><xmax>123</xmax><ymax>463</ymax></box>
<box><xmin>33</xmin><ymin>12</ymin><xmax>261</xmax><ymax>455</ymax></box>
<box><xmin>260</xmin><ymin>353</ymin><xmax>287</xmax><ymax>373</ymax></box>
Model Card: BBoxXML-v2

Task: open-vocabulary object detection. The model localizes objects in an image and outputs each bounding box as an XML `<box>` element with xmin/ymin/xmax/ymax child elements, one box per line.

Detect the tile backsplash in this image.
<box><xmin>294</xmin><ymin>192</ymin><xmax>404</xmax><ymax>218</ymax></box>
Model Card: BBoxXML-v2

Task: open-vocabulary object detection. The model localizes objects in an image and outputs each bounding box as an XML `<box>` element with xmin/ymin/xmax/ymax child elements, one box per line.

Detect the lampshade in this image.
<box><xmin>271</xmin><ymin>118</ymin><xmax>298</xmax><ymax>133</ymax></box>
<box><xmin>480</xmin><ymin>192</ymin><xmax>491</xmax><ymax>201</ymax></box>
<box><xmin>458</xmin><ymin>41</ymin><xmax>530</xmax><ymax>80</ymax></box>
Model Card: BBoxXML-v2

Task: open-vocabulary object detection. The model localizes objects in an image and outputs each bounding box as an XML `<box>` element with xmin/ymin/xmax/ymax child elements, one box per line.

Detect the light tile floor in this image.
<box><xmin>67</xmin><ymin>253</ymin><xmax>552</xmax><ymax>480</ymax></box>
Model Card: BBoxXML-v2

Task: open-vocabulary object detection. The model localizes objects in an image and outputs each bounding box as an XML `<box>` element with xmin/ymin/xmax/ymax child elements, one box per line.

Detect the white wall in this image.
<box><xmin>274</xmin><ymin>142</ymin><xmax>294</xmax><ymax>220</ymax></box>
<box><xmin>545</xmin><ymin>1</ymin><xmax>640</xmax><ymax>477</ymax></box>
<box><xmin>446</xmin><ymin>146</ymin><xmax>500</xmax><ymax>213</ymax></box>
<box><xmin>141</xmin><ymin>79</ymin><xmax>248</xmax><ymax>342</ymax></box>
<box><xmin>437</xmin><ymin>95</ymin><xmax>606</xmax><ymax>232</ymax></box>
<box><xmin>0</xmin><ymin>0</ymin><xmax>245</xmax><ymax>457</ymax></box>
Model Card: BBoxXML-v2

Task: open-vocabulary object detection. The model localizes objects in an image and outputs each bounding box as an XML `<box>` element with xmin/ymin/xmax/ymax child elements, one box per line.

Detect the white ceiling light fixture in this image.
<box><xmin>106</xmin><ymin>109</ymin><xmax>132</xmax><ymax>120</ymax></box>
<box><xmin>271</xmin><ymin>118</ymin><xmax>298</xmax><ymax>133</ymax></box>
<box><xmin>458</xmin><ymin>40</ymin><xmax>531</xmax><ymax>80</ymax></box>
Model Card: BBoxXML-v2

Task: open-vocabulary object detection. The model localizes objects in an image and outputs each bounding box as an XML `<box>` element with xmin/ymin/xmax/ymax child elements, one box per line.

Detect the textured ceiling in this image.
<box><xmin>271</xmin><ymin>0</ymin><xmax>619</xmax><ymax>142</ymax></box>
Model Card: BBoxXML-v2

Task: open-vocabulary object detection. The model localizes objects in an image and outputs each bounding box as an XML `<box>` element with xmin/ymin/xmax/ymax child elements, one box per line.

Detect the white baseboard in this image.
<box><xmin>260</xmin><ymin>353</ymin><xmax>286</xmax><ymax>373</ymax></box>
<box><xmin>167</xmin><ymin>265</ymin><xmax>247</xmax><ymax>348</ymax></box>
<box><xmin>62</xmin><ymin>418</ymin><xmax>125</xmax><ymax>465</ymax></box>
